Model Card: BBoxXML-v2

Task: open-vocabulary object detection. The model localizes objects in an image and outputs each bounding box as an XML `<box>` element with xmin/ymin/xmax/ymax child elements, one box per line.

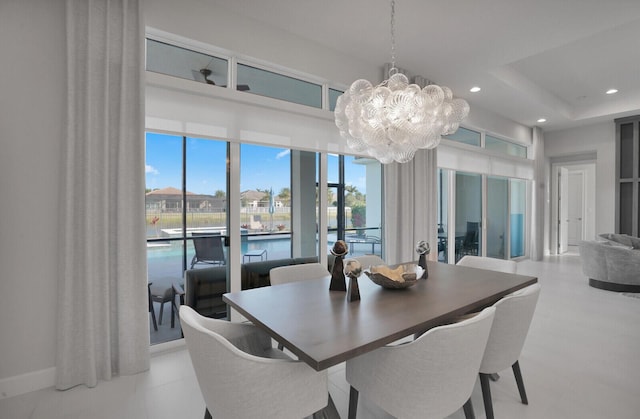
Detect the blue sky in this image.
<box><xmin>145</xmin><ymin>133</ymin><xmax>367</xmax><ymax>196</ymax></box>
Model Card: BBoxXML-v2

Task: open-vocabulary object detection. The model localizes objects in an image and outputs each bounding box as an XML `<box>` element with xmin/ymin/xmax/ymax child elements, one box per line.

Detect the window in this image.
<box><xmin>444</xmin><ymin>127</ymin><xmax>481</xmax><ymax>147</ymax></box>
<box><xmin>240</xmin><ymin>144</ymin><xmax>294</xmax><ymax>260</ymax></box>
<box><xmin>236</xmin><ymin>63</ymin><xmax>322</xmax><ymax>108</ymax></box>
<box><xmin>329</xmin><ymin>88</ymin><xmax>344</xmax><ymax>111</ymax></box>
<box><xmin>437</xmin><ymin>168</ymin><xmax>529</xmax><ymax>262</ymax></box>
<box><xmin>146</xmin><ymin>132</ymin><xmax>229</xmax><ymax>344</ymax></box>
<box><xmin>485</xmin><ymin>135</ymin><xmax>527</xmax><ymax>158</ymax></box>
<box><xmin>325</xmin><ymin>154</ymin><xmax>383</xmax><ymax>257</ymax></box>
<box><xmin>146</xmin><ymin>39</ymin><xmax>228</xmax><ymax>87</ymax></box>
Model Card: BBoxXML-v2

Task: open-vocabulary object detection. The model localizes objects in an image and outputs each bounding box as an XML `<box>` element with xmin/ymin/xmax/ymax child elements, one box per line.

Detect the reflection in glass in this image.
<box><xmin>455</xmin><ymin>172</ymin><xmax>482</xmax><ymax>262</ymax></box>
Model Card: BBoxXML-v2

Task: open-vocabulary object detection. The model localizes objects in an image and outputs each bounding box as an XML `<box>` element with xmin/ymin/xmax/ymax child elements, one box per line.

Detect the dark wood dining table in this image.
<box><xmin>223</xmin><ymin>260</ymin><xmax>538</xmax><ymax>372</ymax></box>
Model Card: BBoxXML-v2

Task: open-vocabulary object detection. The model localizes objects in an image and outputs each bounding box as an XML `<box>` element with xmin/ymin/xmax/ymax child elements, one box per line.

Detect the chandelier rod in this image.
<box><xmin>390</xmin><ymin>0</ymin><xmax>397</xmax><ymax>74</ymax></box>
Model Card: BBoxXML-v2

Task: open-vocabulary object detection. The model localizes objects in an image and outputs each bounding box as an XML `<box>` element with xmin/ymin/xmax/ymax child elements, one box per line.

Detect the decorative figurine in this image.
<box><xmin>416</xmin><ymin>240</ymin><xmax>430</xmax><ymax>279</ymax></box>
<box><xmin>330</xmin><ymin>240</ymin><xmax>349</xmax><ymax>291</ymax></box>
<box><xmin>344</xmin><ymin>259</ymin><xmax>362</xmax><ymax>302</ymax></box>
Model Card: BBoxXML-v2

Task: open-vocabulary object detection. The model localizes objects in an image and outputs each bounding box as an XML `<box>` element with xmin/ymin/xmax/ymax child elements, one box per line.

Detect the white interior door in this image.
<box><xmin>567</xmin><ymin>172</ymin><xmax>584</xmax><ymax>245</ymax></box>
<box><xmin>558</xmin><ymin>167</ymin><xmax>569</xmax><ymax>253</ymax></box>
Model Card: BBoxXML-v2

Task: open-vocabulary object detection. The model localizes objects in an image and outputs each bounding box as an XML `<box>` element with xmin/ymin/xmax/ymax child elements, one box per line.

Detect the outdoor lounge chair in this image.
<box><xmin>191</xmin><ymin>233</ymin><xmax>226</xmax><ymax>269</ymax></box>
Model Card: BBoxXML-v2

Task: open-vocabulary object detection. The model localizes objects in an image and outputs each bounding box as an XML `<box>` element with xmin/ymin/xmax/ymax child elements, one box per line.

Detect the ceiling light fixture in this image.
<box><xmin>606</xmin><ymin>89</ymin><xmax>618</xmax><ymax>95</ymax></box>
<box><xmin>334</xmin><ymin>0</ymin><xmax>469</xmax><ymax>164</ymax></box>
<box><xmin>537</xmin><ymin>118</ymin><xmax>547</xmax><ymax>123</ymax></box>
<box><xmin>470</xmin><ymin>86</ymin><xmax>481</xmax><ymax>93</ymax></box>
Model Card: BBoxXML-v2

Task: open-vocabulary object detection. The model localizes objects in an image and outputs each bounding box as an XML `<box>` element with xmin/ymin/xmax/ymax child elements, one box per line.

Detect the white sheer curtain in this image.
<box><xmin>383</xmin><ymin>149</ymin><xmax>438</xmax><ymax>265</ymax></box>
<box><xmin>57</xmin><ymin>0</ymin><xmax>149</xmax><ymax>389</ymax></box>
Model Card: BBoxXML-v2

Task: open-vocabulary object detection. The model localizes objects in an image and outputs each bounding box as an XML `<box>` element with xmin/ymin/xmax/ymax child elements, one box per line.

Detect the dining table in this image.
<box><xmin>223</xmin><ymin>260</ymin><xmax>538</xmax><ymax>372</ymax></box>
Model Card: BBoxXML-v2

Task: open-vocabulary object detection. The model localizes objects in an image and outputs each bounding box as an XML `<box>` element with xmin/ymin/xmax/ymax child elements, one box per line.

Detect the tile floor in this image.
<box><xmin>2</xmin><ymin>250</ymin><xmax>640</xmax><ymax>418</ymax></box>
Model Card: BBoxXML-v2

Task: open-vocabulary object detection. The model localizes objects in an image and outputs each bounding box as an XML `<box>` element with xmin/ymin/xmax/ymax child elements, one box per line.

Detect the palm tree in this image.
<box><xmin>278</xmin><ymin>187</ymin><xmax>291</xmax><ymax>207</ymax></box>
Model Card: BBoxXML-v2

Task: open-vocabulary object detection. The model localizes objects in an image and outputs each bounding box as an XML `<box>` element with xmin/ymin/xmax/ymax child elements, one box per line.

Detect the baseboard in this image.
<box><xmin>589</xmin><ymin>278</ymin><xmax>640</xmax><ymax>293</ymax></box>
<box><xmin>0</xmin><ymin>367</ymin><xmax>56</xmax><ymax>399</ymax></box>
<box><xmin>1</xmin><ymin>342</ymin><xmax>187</xmax><ymax>400</ymax></box>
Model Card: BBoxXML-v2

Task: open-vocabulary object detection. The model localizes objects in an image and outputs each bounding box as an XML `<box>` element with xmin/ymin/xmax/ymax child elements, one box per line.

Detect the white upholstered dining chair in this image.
<box><xmin>456</xmin><ymin>255</ymin><xmax>518</xmax><ymax>274</ymax></box>
<box><xmin>269</xmin><ymin>262</ymin><xmax>332</xmax><ymax>350</ymax></box>
<box><xmin>351</xmin><ymin>254</ymin><xmax>385</xmax><ymax>269</ymax></box>
<box><xmin>269</xmin><ymin>262</ymin><xmax>330</xmax><ymax>286</ymax></box>
<box><xmin>346</xmin><ymin>307</ymin><xmax>496</xmax><ymax>419</ymax></box>
<box><xmin>479</xmin><ymin>283</ymin><xmax>541</xmax><ymax>419</ymax></box>
<box><xmin>179</xmin><ymin>306</ymin><xmax>328</xmax><ymax>419</ymax></box>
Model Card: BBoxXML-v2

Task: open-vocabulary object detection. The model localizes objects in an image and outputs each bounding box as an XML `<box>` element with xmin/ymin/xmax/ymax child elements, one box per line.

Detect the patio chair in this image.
<box><xmin>191</xmin><ymin>233</ymin><xmax>226</xmax><ymax>269</ymax></box>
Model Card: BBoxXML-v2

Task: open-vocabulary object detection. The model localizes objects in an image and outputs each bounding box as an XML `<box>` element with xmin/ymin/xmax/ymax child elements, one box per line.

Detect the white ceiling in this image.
<box><xmin>213</xmin><ymin>0</ymin><xmax>640</xmax><ymax>132</ymax></box>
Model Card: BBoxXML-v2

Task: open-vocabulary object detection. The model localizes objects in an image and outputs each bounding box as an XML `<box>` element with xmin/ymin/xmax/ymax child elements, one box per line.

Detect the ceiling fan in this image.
<box><xmin>197</xmin><ymin>68</ymin><xmax>250</xmax><ymax>91</ymax></box>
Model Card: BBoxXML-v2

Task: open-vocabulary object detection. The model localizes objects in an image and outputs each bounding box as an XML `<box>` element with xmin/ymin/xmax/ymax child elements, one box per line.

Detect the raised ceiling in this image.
<box><xmin>213</xmin><ymin>0</ymin><xmax>640</xmax><ymax>132</ymax></box>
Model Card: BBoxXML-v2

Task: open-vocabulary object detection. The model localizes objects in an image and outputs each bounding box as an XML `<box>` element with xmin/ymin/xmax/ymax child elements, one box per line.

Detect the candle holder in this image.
<box><xmin>416</xmin><ymin>240</ymin><xmax>430</xmax><ymax>279</ymax></box>
<box><xmin>344</xmin><ymin>259</ymin><xmax>362</xmax><ymax>302</ymax></box>
<box><xmin>329</xmin><ymin>240</ymin><xmax>348</xmax><ymax>291</ymax></box>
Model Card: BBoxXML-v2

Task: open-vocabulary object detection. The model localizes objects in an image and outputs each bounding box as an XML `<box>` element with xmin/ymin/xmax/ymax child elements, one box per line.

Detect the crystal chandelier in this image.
<box><xmin>334</xmin><ymin>0</ymin><xmax>470</xmax><ymax>164</ymax></box>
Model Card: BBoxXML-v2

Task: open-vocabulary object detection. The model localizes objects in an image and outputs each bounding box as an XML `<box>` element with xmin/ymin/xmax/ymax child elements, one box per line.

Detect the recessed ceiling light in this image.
<box><xmin>606</xmin><ymin>89</ymin><xmax>618</xmax><ymax>95</ymax></box>
<box><xmin>469</xmin><ymin>86</ymin><xmax>481</xmax><ymax>93</ymax></box>
<box><xmin>537</xmin><ymin>118</ymin><xmax>547</xmax><ymax>123</ymax></box>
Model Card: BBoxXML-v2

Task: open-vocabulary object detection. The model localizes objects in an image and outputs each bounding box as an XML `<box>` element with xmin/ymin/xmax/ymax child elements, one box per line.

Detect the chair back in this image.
<box><xmin>180</xmin><ymin>306</ymin><xmax>328</xmax><ymax>419</ymax></box>
<box><xmin>480</xmin><ymin>283</ymin><xmax>541</xmax><ymax>374</ymax></box>
<box><xmin>351</xmin><ymin>254</ymin><xmax>385</xmax><ymax>270</ymax></box>
<box><xmin>269</xmin><ymin>263</ymin><xmax>330</xmax><ymax>286</ymax></box>
<box><xmin>346</xmin><ymin>307</ymin><xmax>495</xmax><ymax>419</ymax></box>
<box><xmin>192</xmin><ymin>234</ymin><xmax>225</xmax><ymax>268</ymax></box>
<box><xmin>457</xmin><ymin>255</ymin><xmax>517</xmax><ymax>274</ymax></box>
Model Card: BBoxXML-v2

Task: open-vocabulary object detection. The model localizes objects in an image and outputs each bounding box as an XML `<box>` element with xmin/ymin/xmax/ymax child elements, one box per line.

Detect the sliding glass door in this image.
<box><xmin>438</xmin><ymin>169</ymin><xmax>528</xmax><ymax>263</ymax></box>
<box><xmin>487</xmin><ymin>176</ymin><xmax>509</xmax><ymax>259</ymax></box>
<box><xmin>455</xmin><ymin>172</ymin><xmax>482</xmax><ymax>262</ymax></box>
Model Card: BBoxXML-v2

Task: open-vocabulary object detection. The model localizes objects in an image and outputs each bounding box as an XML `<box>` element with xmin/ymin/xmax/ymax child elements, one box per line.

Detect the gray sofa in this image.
<box><xmin>183</xmin><ymin>255</ymin><xmax>335</xmax><ymax>318</ymax></box>
<box><xmin>579</xmin><ymin>234</ymin><xmax>640</xmax><ymax>292</ymax></box>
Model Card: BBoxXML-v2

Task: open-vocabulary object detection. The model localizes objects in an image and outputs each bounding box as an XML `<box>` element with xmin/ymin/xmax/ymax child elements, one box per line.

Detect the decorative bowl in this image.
<box><xmin>365</xmin><ymin>263</ymin><xmax>423</xmax><ymax>289</ymax></box>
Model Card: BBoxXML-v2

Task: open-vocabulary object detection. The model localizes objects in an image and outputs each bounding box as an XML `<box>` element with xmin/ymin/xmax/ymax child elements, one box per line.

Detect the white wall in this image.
<box><xmin>0</xmin><ymin>0</ymin><xmax>65</xmax><ymax>388</ymax></box>
<box><xmin>544</xmin><ymin>121</ymin><xmax>616</xmax><ymax>247</ymax></box>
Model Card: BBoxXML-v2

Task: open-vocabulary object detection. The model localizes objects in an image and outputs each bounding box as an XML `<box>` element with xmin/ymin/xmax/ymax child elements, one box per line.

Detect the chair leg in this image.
<box><xmin>170</xmin><ymin>290</ymin><xmax>177</xmax><ymax>329</ymax></box>
<box><xmin>204</xmin><ymin>407</ymin><xmax>212</xmax><ymax>419</ymax></box>
<box><xmin>348</xmin><ymin>386</ymin><xmax>359</xmax><ymax>419</ymax></box>
<box><xmin>148</xmin><ymin>287</ymin><xmax>158</xmax><ymax>332</ymax></box>
<box><xmin>479</xmin><ymin>373</ymin><xmax>494</xmax><ymax>419</ymax></box>
<box><xmin>462</xmin><ymin>398</ymin><xmax>475</xmax><ymax>419</ymax></box>
<box><xmin>149</xmin><ymin>305</ymin><xmax>157</xmax><ymax>331</ymax></box>
<box><xmin>158</xmin><ymin>302</ymin><xmax>165</xmax><ymax>324</ymax></box>
<box><xmin>512</xmin><ymin>360</ymin><xmax>529</xmax><ymax>405</ymax></box>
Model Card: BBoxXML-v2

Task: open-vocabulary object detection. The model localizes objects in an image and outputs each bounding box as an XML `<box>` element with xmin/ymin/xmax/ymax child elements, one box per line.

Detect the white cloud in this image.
<box><xmin>276</xmin><ymin>149</ymin><xmax>290</xmax><ymax>159</ymax></box>
<box><xmin>146</xmin><ymin>164</ymin><xmax>159</xmax><ymax>175</ymax></box>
